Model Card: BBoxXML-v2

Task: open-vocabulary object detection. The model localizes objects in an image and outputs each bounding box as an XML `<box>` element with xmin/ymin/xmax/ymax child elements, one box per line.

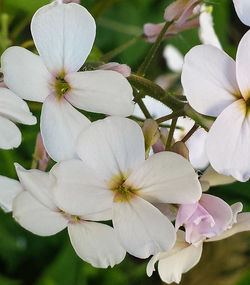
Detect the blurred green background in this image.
<box><xmin>0</xmin><ymin>0</ymin><xmax>249</xmax><ymax>284</ymax></box>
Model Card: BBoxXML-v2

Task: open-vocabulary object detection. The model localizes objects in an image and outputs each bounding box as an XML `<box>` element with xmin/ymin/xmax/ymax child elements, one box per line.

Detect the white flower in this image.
<box><xmin>182</xmin><ymin>30</ymin><xmax>250</xmax><ymax>182</ymax></box>
<box><xmin>233</xmin><ymin>0</ymin><xmax>250</xmax><ymax>26</ymax></box>
<box><xmin>51</xmin><ymin>116</ymin><xmax>202</xmax><ymax>258</ymax></box>
<box><xmin>1</xmin><ymin>2</ymin><xmax>134</xmax><ymax>162</ymax></box>
<box><xmin>0</xmin><ymin>88</ymin><xmax>36</xmax><ymax>149</ymax></box>
<box><xmin>13</xmin><ymin>164</ymin><xmax>126</xmax><ymax>268</ymax></box>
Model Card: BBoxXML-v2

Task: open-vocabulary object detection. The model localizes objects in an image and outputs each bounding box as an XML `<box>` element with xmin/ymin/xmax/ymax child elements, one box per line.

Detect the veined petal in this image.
<box><xmin>51</xmin><ymin>160</ymin><xmax>113</xmax><ymax>216</ymax></box>
<box><xmin>206</xmin><ymin>99</ymin><xmax>250</xmax><ymax>182</ymax></box>
<box><xmin>68</xmin><ymin>221</ymin><xmax>126</xmax><ymax>268</ymax></box>
<box><xmin>236</xmin><ymin>30</ymin><xmax>250</xmax><ymax>100</ymax></box>
<box><xmin>15</xmin><ymin>164</ymin><xmax>56</xmax><ymax>210</ymax></box>
<box><xmin>31</xmin><ymin>2</ymin><xmax>96</xmax><ymax>75</ymax></box>
<box><xmin>65</xmin><ymin>70</ymin><xmax>134</xmax><ymax>116</ymax></box>
<box><xmin>233</xmin><ymin>0</ymin><xmax>250</xmax><ymax>26</ymax></box>
<box><xmin>182</xmin><ymin>45</ymin><xmax>239</xmax><ymax>117</ymax></box>
<box><xmin>0</xmin><ymin>176</ymin><xmax>23</xmax><ymax>212</ymax></box>
<box><xmin>207</xmin><ymin>212</ymin><xmax>250</xmax><ymax>242</ymax></box>
<box><xmin>113</xmin><ymin>196</ymin><xmax>176</xmax><ymax>258</ymax></box>
<box><xmin>41</xmin><ymin>95</ymin><xmax>90</xmax><ymax>162</ymax></box>
<box><xmin>1</xmin><ymin>47</ymin><xmax>51</xmax><ymax>102</ymax></box>
<box><xmin>13</xmin><ymin>191</ymin><xmax>67</xmax><ymax>236</ymax></box>
<box><xmin>126</xmin><ymin>152</ymin><xmax>202</xmax><ymax>204</ymax></box>
<box><xmin>76</xmin><ymin>116</ymin><xmax>145</xmax><ymax>182</ymax></box>
<box><xmin>0</xmin><ymin>116</ymin><xmax>21</xmax><ymax>149</ymax></box>
<box><xmin>147</xmin><ymin>231</ymin><xmax>203</xmax><ymax>284</ymax></box>
<box><xmin>0</xmin><ymin>88</ymin><xmax>36</xmax><ymax>125</ymax></box>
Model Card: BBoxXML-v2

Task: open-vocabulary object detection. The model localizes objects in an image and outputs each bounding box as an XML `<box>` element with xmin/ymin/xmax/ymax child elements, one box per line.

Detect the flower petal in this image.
<box><xmin>41</xmin><ymin>95</ymin><xmax>90</xmax><ymax>162</ymax></box>
<box><xmin>236</xmin><ymin>30</ymin><xmax>250</xmax><ymax>100</ymax></box>
<box><xmin>0</xmin><ymin>116</ymin><xmax>21</xmax><ymax>149</ymax></box>
<box><xmin>206</xmin><ymin>99</ymin><xmax>250</xmax><ymax>182</ymax></box>
<box><xmin>126</xmin><ymin>152</ymin><xmax>202</xmax><ymax>204</ymax></box>
<box><xmin>68</xmin><ymin>221</ymin><xmax>125</xmax><ymax>268</ymax></box>
<box><xmin>0</xmin><ymin>88</ymin><xmax>36</xmax><ymax>125</ymax></box>
<box><xmin>181</xmin><ymin>45</ymin><xmax>239</xmax><ymax>116</ymax></box>
<box><xmin>1</xmin><ymin>47</ymin><xmax>51</xmax><ymax>102</ymax></box>
<box><xmin>31</xmin><ymin>2</ymin><xmax>96</xmax><ymax>75</ymax></box>
<box><xmin>13</xmin><ymin>191</ymin><xmax>67</xmax><ymax>236</ymax></box>
<box><xmin>163</xmin><ymin>45</ymin><xmax>183</xmax><ymax>72</ymax></box>
<box><xmin>113</xmin><ymin>196</ymin><xmax>176</xmax><ymax>258</ymax></box>
<box><xmin>65</xmin><ymin>70</ymin><xmax>134</xmax><ymax>116</ymax></box>
<box><xmin>0</xmin><ymin>176</ymin><xmax>23</xmax><ymax>212</ymax></box>
<box><xmin>15</xmin><ymin>163</ymin><xmax>56</xmax><ymax>210</ymax></box>
<box><xmin>51</xmin><ymin>159</ymin><xmax>113</xmax><ymax>215</ymax></box>
<box><xmin>207</xmin><ymin>212</ymin><xmax>250</xmax><ymax>242</ymax></box>
<box><xmin>233</xmin><ymin>0</ymin><xmax>250</xmax><ymax>26</ymax></box>
<box><xmin>76</xmin><ymin>116</ymin><xmax>145</xmax><ymax>182</ymax></box>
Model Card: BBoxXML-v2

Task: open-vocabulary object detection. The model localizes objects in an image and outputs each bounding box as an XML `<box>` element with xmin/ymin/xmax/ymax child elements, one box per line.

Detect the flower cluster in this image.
<box><xmin>0</xmin><ymin>0</ymin><xmax>250</xmax><ymax>284</ymax></box>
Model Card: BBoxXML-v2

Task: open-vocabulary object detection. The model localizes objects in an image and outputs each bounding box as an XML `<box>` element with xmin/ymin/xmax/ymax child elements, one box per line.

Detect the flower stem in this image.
<box><xmin>182</xmin><ymin>124</ymin><xmax>199</xmax><ymax>143</ymax></box>
<box><xmin>156</xmin><ymin>109</ymin><xmax>185</xmax><ymax>124</ymax></box>
<box><xmin>133</xmin><ymin>88</ymin><xmax>151</xmax><ymax>119</ymax></box>
<box><xmin>137</xmin><ymin>21</ymin><xmax>173</xmax><ymax>77</ymax></box>
<box><xmin>165</xmin><ymin>117</ymin><xmax>177</xmax><ymax>151</ymax></box>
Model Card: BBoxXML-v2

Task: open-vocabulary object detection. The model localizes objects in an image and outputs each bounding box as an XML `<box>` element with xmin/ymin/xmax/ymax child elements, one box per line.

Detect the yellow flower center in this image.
<box><xmin>53</xmin><ymin>74</ymin><xmax>71</xmax><ymax>99</ymax></box>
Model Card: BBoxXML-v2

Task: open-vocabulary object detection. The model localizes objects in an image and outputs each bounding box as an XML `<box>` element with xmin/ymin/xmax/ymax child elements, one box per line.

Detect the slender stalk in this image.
<box><xmin>137</xmin><ymin>21</ymin><xmax>173</xmax><ymax>77</ymax></box>
<box><xmin>182</xmin><ymin>124</ymin><xmax>199</xmax><ymax>143</ymax></box>
<box><xmin>133</xmin><ymin>88</ymin><xmax>151</xmax><ymax>119</ymax></box>
<box><xmin>165</xmin><ymin>117</ymin><xmax>177</xmax><ymax>151</ymax></box>
<box><xmin>100</xmin><ymin>35</ymin><xmax>142</xmax><ymax>62</ymax></box>
<box><xmin>21</xmin><ymin>40</ymin><xmax>34</xmax><ymax>48</ymax></box>
<box><xmin>156</xmin><ymin>109</ymin><xmax>185</xmax><ymax>124</ymax></box>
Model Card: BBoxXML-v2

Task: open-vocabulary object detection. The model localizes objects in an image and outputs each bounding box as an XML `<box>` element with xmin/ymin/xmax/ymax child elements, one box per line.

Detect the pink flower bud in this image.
<box><xmin>33</xmin><ymin>133</ymin><xmax>50</xmax><ymax>171</ymax></box>
<box><xmin>176</xmin><ymin>194</ymin><xmax>233</xmax><ymax>245</ymax></box>
<box><xmin>98</xmin><ymin>62</ymin><xmax>131</xmax><ymax>78</ymax></box>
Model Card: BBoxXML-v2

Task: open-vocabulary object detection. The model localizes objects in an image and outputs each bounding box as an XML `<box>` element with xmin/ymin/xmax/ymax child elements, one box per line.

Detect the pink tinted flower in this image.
<box><xmin>33</xmin><ymin>133</ymin><xmax>50</xmax><ymax>171</ymax></box>
<box><xmin>176</xmin><ymin>194</ymin><xmax>232</xmax><ymax>245</ymax></box>
<box><xmin>98</xmin><ymin>63</ymin><xmax>131</xmax><ymax>78</ymax></box>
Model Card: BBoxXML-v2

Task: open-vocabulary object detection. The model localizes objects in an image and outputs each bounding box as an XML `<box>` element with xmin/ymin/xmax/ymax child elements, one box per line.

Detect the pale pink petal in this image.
<box><xmin>65</xmin><ymin>70</ymin><xmax>134</xmax><ymax>116</ymax></box>
<box><xmin>125</xmin><ymin>152</ymin><xmax>201</xmax><ymax>204</ymax></box>
<box><xmin>236</xmin><ymin>30</ymin><xmax>250</xmax><ymax>100</ymax></box>
<box><xmin>98</xmin><ymin>63</ymin><xmax>131</xmax><ymax>78</ymax></box>
<box><xmin>41</xmin><ymin>95</ymin><xmax>90</xmax><ymax>162</ymax></box>
<box><xmin>233</xmin><ymin>0</ymin><xmax>250</xmax><ymax>26</ymax></box>
<box><xmin>175</xmin><ymin>203</ymin><xmax>198</xmax><ymax>229</ymax></box>
<box><xmin>0</xmin><ymin>88</ymin><xmax>36</xmax><ymax>125</ymax></box>
<box><xmin>76</xmin><ymin>116</ymin><xmax>145</xmax><ymax>182</ymax></box>
<box><xmin>13</xmin><ymin>191</ymin><xmax>67</xmax><ymax>236</ymax></box>
<box><xmin>1</xmin><ymin>47</ymin><xmax>51</xmax><ymax>102</ymax></box>
<box><xmin>51</xmin><ymin>159</ymin><xmax>113</xmax><ymax>215</ymax></box>
<box><xmin>112</xmin><ymin>196</ymin><xmax>176</xmax><ymax>258</ymax></box>
<box><xmin>0</xmin><ymin>116</ymin><xmax>21</xmax><ymax>149</ymax></box>
<box><xmin>31</xmin><ymin>2</ymin><xmax>96</xmax><ymax>75</ymax></box>
<box><xmin>15</xmin><ymin>164</ymin><xmax>56</xmax><ymax>210</ymax></box>
<box><xmin>0</xmin><ymin>176</ymin><xmax>23</xmax><ymax>212</ymax></box>
<box><xmin>182</xmin><ymin>45</ymin><xmax>239</xmax><ymax>117</ymax></box>
<box><xmin>206</xmin><ymin>99</ymin><xmax>250</xmax><ymax>182</ymax></box>
<box><xmin>68</xmin><ymin>221</ymin><xmax>126</xmax><ymax>268</ymax></box>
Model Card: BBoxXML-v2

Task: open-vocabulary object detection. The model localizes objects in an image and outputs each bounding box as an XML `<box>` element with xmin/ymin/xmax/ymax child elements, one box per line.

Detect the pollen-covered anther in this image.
<box><xmin>53</xmin><ymin>76</ymin><xmax>71</xmax><ymax>98</ymax></box>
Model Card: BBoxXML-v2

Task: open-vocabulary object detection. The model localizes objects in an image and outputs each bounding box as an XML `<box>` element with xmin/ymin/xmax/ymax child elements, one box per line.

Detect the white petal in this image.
<box><xmin>206</xmin><ymin>99</ymin><xmax>250</xmax><ymax>182</ymax></box>
<box><xmin>207</xmin><ymin>212</ymin><xmax>250</xmax><ymax>242</ymax></box>
<box><xmin>182</xmin><ymin>45</ymin><xmax>239</xmax><ymax>117</ymax></box>
<box><xmin>0</xmin><ymin>176</ymin><xmax>23</xmax><ymax>212</ymax></box>
<box><xmin>236</xmin><ymin>30</ymin><xmax>250</xmax><ymax>100</ymax></box>
<box><xmin>163</xmin><ymin>45</ymin><xmax>183</xmax><ymax>72</ymax></box>
<box><xmin>0</xmin><ymin>116</ymin><xmax>21</xmax><ymax>149</ymax></box>
<box><xmin>83</xmin><ymin>208</ymin><xmax>112</xmax><ymax>221</ymax></box>
<box><xmin>156</xmin><ymin>231</ymin><xmax>203</xmax><ymax>284</ymax></box>
<box><xmin>200</xmin><ymin>166</ymin><xmax>236</xmax><ymax>187</ymax></box>
<box><xmin>0</xmin><ymin>88</ymin><xmax>36</xmax><ymax>125</ymax></box>
<box><xmin>13</xmin><ymin>191</ymin><xmax>67</xmax><ymax>236</ymax></box>
<box><xmin>233</xmin><ymin>0</ymin><xmax>250</xmax><ymax>26</ymax></box>
<box><xmin>51</xmin><ymin>159</ymin><xmax>113</xmax><ymax>215</ymax></box>
<box><xmin>31</xmin><ymin>2</ymin><xmax>96</xmax><ymax>75</ymax></box>
<box><xmin>1</xmin><ymin>47</ymin><xmax>51</xmax><ymax>102</ymax></box>
<box><xmin>65</xmin><ymin>70</ymin><xmax>134</xmax><ymax>116</ymax></box>
<box><xmin>68</xmin><ymin>221</ymin><xmax>125</xmax><ymax>268</ymax></box>
<box><xmin>126</xmin><ymin>152</ymin><xmax>202</xmax><ymax>204</ymax></box>
<box><xmin>41</xmin><ymin>95</ymin><xmax>90</xmax><ymax>162</ymax></box>
<box><xmin>76</xmin><ymin>116</ymin><xmax>145</xmax><ymax>181</ymax></box>
<box><xmin>113</xmin><ymin>196</ymin><xmax>176</xmax><ymax>258</ymax></box>
<box><xmin>15</xmin><ymin>164</ymin><xmax>56</xmax><ymax>210</ymax></box>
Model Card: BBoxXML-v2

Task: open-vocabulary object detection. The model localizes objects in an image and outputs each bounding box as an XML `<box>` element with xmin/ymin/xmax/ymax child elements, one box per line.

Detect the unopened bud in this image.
<box><xmin>171</xmin><ymin>141</ymin><xmax>189</xmax><ymax>160</ymax></box>
<box><xmin>142</xmin><ymin>119</ymin><xmax>160</xmax><ymax>157</ymax></box>
<box><xmin>98</xmin><ymin>62</ymin><xmax>131</xmax><ymax>78</ymax></box>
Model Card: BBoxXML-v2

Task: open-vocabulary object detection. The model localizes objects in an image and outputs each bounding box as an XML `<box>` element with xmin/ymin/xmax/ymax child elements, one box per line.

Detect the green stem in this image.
<box><xmin>137</xmin><ymin>21</ymin><xmax>173</xmax><ymax>77</ymax></box>
<box><xmin>133</xmin><ymin>88</ymin><xmax>151</xmax><ymax>119</ymax></box>
<box><xmin>182</xmin><ymin>124</ymin><xmax>199</xmax><ymax>143</ymax></box>
<box><xmin>0</xmin><ymin>13</ymin><xmax>11</xmax><ymax>54</ymax></box>
<box><xmin>100</xmin><ymin>35</ymin><xmax>142</xmax><ymax>62</ymax></box>
<box><xmin>165</xmin><ymin>117</ymin><xmax>177</xmax><ymax>151</ymax></box>
<box><xmin>156</xmin><ymin>109</ymin><xmax>185</xmax><ymax>124</ymax></box>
